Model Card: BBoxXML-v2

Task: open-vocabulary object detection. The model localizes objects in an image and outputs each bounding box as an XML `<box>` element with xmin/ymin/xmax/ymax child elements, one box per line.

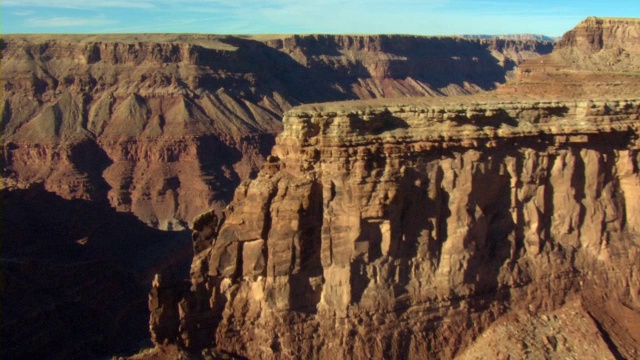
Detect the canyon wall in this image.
<box><xmin>1</xmin><ymin>35</ymin><xmax>552</xmax><ymax>229</ymax></box>
<box><xmin>151</xmin><ymin>98</ymin><xmax>640</xmax><ymax>359</ymax></box>
<box><xmin>0</xmin><ymin>33</ymin><xmax>552</xmax><ymax>360</ymax></box>
<box><xmin>5</xmin><ymin>16</ymin><xmax>640</xmax><ymax>360</ymax></box>
<box><xmin>557</xmin><ymin>17</ymin><xmax>640</xmax><ymax>68</ymax></box>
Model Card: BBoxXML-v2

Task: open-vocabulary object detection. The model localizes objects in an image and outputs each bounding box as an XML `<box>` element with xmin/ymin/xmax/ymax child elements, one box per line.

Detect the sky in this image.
<box><xmin>2</xmin><ymin>0</ymin><xmax>640</xmax><ymax>37</ymax></box>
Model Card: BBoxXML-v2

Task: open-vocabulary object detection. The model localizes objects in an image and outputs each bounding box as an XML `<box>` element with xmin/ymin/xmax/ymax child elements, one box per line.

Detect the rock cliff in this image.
<box><xmin>1</xmin><ymin>34</ymin><xmax>552</xmax><ymax>229</ymax></box>
<box><xmin>151</xmin><ymin>97</ymin><xmax>640</xmax><ymax>359</ymax></box>
<box><xmin>0</xmin><ymin>33</ymin><xmax>553</xmax><ymax>360</ymax></box>
<box><xmin>557</xmin><ymin>17</ymin><xmax>640</xmax><ymax>65</ymax></box>
<box><xmin>147</xmin><ymin>18</ymin><xmax>640</xmax><ymax>359</ymax></box>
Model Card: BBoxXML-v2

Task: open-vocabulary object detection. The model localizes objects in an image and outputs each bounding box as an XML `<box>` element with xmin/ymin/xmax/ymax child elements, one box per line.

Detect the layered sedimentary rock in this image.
<box><xmin>152</xmin><ymin>97</ymin><xmax>640</xmax><ymax>358</ymax></box>
<box><xmin>557</xmin><ymin>17</ymin><xmax>640</xmax><ymax>69</ymax></box>
<box><xmin>1</xmin><ymin>34</ymin><xmax>552</xmax><ymax>228</ymax></box>
<box><xmin>459</xmin><ymin>34</ymin><xmax>558</xmax><ymax>42</ymax></box>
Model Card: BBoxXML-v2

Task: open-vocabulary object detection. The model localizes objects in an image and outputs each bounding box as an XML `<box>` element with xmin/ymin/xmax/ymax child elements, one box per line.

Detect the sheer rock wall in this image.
<box><xmin>153</xmin><ymin>98</ymin><xmax>640</xmax><ymax>358</ymax></box>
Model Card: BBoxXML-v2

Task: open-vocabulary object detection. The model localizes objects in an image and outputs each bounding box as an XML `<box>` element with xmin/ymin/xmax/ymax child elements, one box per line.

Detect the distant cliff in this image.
<box><xmin>0</xmin><ymin>34</ymin><xmax>553</xmax><ymax>229</ymax></box>
<box><xmin>459</xmin><ymin>34</ymin><xmax>558</xmax><ymax>42</ymax></box>
<box><xmin>498</xmin><ymin>17</ymin><xmax>640</xmax><ymax>99</ymax></box>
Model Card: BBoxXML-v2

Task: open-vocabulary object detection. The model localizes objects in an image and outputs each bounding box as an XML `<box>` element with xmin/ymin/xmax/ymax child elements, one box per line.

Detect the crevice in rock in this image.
<box><xmin>587</xmin><ymin>311</ymin><xmax>626</xmax><ymax>360</ymax></box>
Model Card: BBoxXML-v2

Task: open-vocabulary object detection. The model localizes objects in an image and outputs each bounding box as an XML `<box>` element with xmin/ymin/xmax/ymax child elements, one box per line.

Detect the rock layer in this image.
<box><xmin>1</xmin><ymin>34</ymin><xmax>552</xmax><ymax>228</ymax></box>
<box><xmin>153</xmin><ymin>97</ymin><xmax>640</xmax><ymax>358</ymax></box>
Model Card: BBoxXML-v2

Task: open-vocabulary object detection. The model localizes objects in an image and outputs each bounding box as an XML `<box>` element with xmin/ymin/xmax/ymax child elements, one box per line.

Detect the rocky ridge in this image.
<box><xmin>147</xmin><ymin>18</ymin><xmax>640</xmax><ymax>359</ymax></box>
<box><xmin>459</xmin><ymin>34</ymin><xmax>558</xmax><ymax>42</ymax></box>
<box><xmin>1</xmin><ymin>34</ymin><xmax>552</xmax><ymax>229</ymax></box>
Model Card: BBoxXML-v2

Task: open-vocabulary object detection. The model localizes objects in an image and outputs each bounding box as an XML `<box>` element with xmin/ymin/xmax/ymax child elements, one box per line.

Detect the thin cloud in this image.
<box><xmin>13</xmin><ymin>10</ymin><xmax>35</xmax><ymax>16</ymax></box>
<box><xmin>108</xmin><ymin>16</ymin><xmax>221</xmax><ymax>33</ymax></box>
<box><xmin>4</xmin><ymin>0</ymin><xmax>155</xmax><ymax>9</ymax></box>
<box><xmin>446</xmin><ymin>0</ymin><xmax>577</xmax><ymax>16</ymax></box>
<box><xmin>25</xmin><ymin>16</ymin><xmax>118</xmax><ymax>27</ymax></box>
<box><xmin>5</xmin><ymin>0</ymin><xmax>449</xmax><ymax>10</ymax></box>
<box><xmin>249</xmin><ymin>0</ymin><xmax>452</xmax><ymax>34</ymax></box>
<box><xmin>5</xmin><ymin>0</ymin><xmax>621</xmax><ymax>36</ymax></box>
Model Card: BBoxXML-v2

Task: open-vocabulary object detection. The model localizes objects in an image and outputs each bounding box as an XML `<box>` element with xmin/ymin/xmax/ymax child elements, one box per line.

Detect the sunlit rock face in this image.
<box><xmin>499</xmin><ymin>17</ymin><xmax>640</xmax><ymax>99</ymax></box>
<box><xmin>153</xmin><ymin>97</ymin><xmax>640</xmax><ymax>359</ymax></box>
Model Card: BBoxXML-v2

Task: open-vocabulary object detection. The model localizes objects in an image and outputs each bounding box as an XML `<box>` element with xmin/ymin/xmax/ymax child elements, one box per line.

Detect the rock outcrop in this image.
<box><xmin>147</xmin><ymin>18</ymin><xmax>640</xmax><ymax>359</ymax></box>
<box><xmin>152</xmin><ymin>97</ymin><xmax>640</xmax><ymax>359</ymax></box>
<box><xmin>1</xmin><ymin>34</ymin><xmax>552</xmax><ymax>229</ymax></box>
<box><xmin>557</xmin><ymin>17</ymin><xmax>640</xmax><ymax>66</ymax></box>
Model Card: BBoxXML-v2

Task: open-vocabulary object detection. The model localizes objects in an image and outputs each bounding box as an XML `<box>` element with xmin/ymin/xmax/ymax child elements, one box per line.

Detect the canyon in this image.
<box><xmin>2</xmin><ymin>16</ymin><xmax>640</xmax><ymax>360</ymax></box>
<box><xmin>145</xmin><ymin>17</ymin><xmax>640</xmax><ymax>359</ymax></box>
<box><xmin>1</xmin><ymin>34</ymin><xmax>552</xmax><ymax>229</ymax></box>
<box><xmin>1</xmin><ymin>32</ymin><xmax>553</xmax><ymax>359</ymax></box>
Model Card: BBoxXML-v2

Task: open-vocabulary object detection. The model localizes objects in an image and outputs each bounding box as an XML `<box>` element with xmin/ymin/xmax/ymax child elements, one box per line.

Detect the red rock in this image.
<box><xmin>1</xmin><ymin>34</ymin><xmax>552</xmax><ymax>229</ymax></box>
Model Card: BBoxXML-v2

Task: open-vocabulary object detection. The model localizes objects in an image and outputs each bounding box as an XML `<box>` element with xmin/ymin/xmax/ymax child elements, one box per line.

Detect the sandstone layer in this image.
<box><xmin>1</xmin><ymin>34</ymin><xmax>552</xmax><ymax>229</ymax></box>
<box><xmin>147</xmin><ymin>18</ymin><xmax>640</xmax><ymax>359</ymax></box>
<box><xmin>0</xmin><ymin>33</ymin><xmax>553</xmax><ymax>360</ymax></box>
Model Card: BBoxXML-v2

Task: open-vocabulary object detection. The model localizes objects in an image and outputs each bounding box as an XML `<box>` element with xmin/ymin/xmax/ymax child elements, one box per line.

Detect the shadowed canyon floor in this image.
<box><xmin>1</xmin><ymin>186</ymin><xmax>192</xmax><ymax>359</ymax></box>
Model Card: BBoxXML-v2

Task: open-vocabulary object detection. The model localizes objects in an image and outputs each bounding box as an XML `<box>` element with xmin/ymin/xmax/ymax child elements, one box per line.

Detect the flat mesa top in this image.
<box><xmin>1</xmin><ymin>33</ymin><xmax>243</xmax><ymax>50</ymax></box>
<box><xmin>0</xmin><ymin>32</ymin><xmax>549</xmax><ymax>46</ymax></box>
<box><xmin>289</xmin><ymin>95</ymin><xmax>640</xmax><ymax>115</ymax></box>
<box><xmin>584</xmin><ymin>16</ymin><xmax>640</xmax><ymax>22</ymax></box>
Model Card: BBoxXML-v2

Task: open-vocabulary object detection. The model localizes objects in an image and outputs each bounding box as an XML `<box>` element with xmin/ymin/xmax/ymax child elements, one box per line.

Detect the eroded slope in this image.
<box><xmin>0</xmin><ymin>34</ymin><xmax>552</xmax><ymax>228</ymax></box>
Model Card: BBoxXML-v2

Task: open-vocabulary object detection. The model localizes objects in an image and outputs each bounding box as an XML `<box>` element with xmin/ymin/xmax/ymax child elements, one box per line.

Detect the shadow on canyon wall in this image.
<box><xmin>1</xmin><ymin>186</ymin><xmax>192</xmax><ymax>359</ymax></box>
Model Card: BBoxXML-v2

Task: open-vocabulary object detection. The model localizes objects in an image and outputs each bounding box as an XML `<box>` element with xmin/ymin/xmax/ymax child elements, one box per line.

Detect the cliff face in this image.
<box><xmin>153</xmin><ymin>98</ymin><xmax>640</xmax><ymax>358</ymax></box>
<box><xmin>557</xmin><ymin>17</ymin><xmax>640</xmax><ymax>58</ymax></box>
<box><xmin>0</xmin><ymin>35</ymin><xmax>552</xmax><ymax>229</ymax></box>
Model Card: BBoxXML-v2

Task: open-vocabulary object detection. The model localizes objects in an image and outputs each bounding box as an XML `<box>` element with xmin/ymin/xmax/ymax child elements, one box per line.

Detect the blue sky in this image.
<box><xmin>2</xmin><ymin>0</ymin><xmax>639</xmax><ymax>36</ymax></box>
